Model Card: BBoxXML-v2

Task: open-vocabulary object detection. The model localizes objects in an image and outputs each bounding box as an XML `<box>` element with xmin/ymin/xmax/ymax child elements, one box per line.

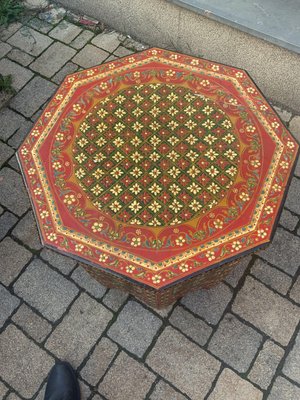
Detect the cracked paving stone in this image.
<box><xmin>208</xmin><ymin>368</ymin><xmax>263</xmax><ymax>400</ymax></box>
<box><xmin>0</xmin><ymin>237</ymin><xmax>32</xmax><ymax>286</ymax></box>
<box><xmin>208</xmin><ymin>313</ymin><xmax>262</xmax><ymax>373</ymax></box>
<box><xmin>49</xmin><ymin>20</ymin><xmax>82</xmax><ymax>44</ymax></box>
<box><xmin>71</xmin><ymin>265</ymin><xmax>107</xmax><ymax>299</ymax></box>
<box><xmin>248</xmin><ymin>340</ymin><xmax>284</xmax><ymax>390</ymax></box>
<box><xmin>45</xmin><ymin>293</ymin><xmax>113</xmax><ymax>367</ymax></box>
<box><xmin>0</xmin><ymin>325</ymin><xmax>54</xmax><ymax>399</ymax></box>
<box><xmin>0</xmin><ymin>142</ymin><xmax>14</xmax><ymax>168</ymax></box>
<box><xmin>10</xmin><ymin>76</ymin><xmax>57</xmax><ymax>117</ymax></box>
<box><xmin>147</xmin><ymin>326</ymin><xmax>221</xmax><ymax>399</ymax></box>
<box><xmin>268</xmin><ymin>376</ymin><xmax>300</xmax><ymax>400</ymax></box>
<box><xmin>181</xmin><ymin>282</ymin><xmax>232</xmax><ymax>325</ymax></box>
<box><xmin>289</xmin><ymin>276</ymin><xmax>300</xmax><ymax>303</ymax></box>
<box><xmin>99</xmin><ymin>351</ymin><xmax>155</xmax><ymax>400</ymax></box>
<box><xmin>40</xmin><ymin>248</ymin><xmax>77</xmax><ymax>275</ymax></box>
<box><xmin>12</xmin><ymin>211</ymin><xmax>42</xmax><ymax>250</ymax></box>
<box><xmin>285</xmin><ymin>177</ymin><xmax>300</xmax><ymax>215</ymax></box>
<box><xmin>80</xmin><ymin>337</ymin><xmax>118</xmax><ymax>386</ymax></box>
<box><xmin>72</xmin><ymin>44</ymin><xmax>109</xmax><ymax>68</ymax></box>
<box><xmin>150</xmin><ymin>380</ymin><xmax>188</xmax><ymax>400</ymax></box>
<box><xmin>259</xmin><ymin>228</ymin><xmax>300</xmax><ymax>276</ymax></box>
<box><xmin>12</xmin><ymin>303</ymin><xmax>52</xmax><ymax>342</ymax></box>
<box><xmin>0</xmin><ymin>108</ymin><xmax>26</xmax><ymax>141</ymax></box>
<box><xmin>7</xmin><ymin>26</ymin><xmax>53</xmax><ymax>56</ymax></box>
<box><xmin>232</xmin><ymin>276</ymin><xmax>300</xmax><ymax>346</ymax></box>
<box><xmin>0</xmin><ymin>284</ymin><xmax>20</xmax><ymax>327</ymax></box>
<box><xmin>0</xmin><ymin>58</ymin><xmax>33</xmax><ymax>91</ymax></box>
<box><xmin>14</xmin><ymin>258</ymin><xmax>79</xmax><ymax>322</ymax></box>
<box><xmin>102</xmin><ymin>288</ymin><xmax>129</xmax><ymax>311</ymax></box>
<box><xmin>108</xmin><ymin>300</ymin><xmax>162</xmax><ymax>357</ymax></box>
<box><xmin>282</xmin><ymin>330</ymin><xmax>300</xmax><ymax>384</ymax></box>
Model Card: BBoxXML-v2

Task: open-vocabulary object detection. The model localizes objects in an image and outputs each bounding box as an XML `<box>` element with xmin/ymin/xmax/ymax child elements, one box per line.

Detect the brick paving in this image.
<box><xmin>0</xmin><ymin>3</ymin><xmax>299</xmax><ymax>399</ymax></box>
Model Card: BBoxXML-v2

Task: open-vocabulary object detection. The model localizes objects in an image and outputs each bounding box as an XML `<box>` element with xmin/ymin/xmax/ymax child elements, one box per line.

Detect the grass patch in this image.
<box><xmin>0</xmin><ymin>74</ymin><xmax>15</xmax><ymax>94</ymax></box>
<box><xmin>0</xmin><ymin>0</ymin><xmax>24</xmax><ymax>26</ymax></box>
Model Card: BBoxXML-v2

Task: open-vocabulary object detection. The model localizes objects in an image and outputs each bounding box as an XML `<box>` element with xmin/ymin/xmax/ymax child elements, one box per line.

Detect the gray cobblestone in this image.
<box><xmin>12</xmin><ymin>303</ymin><xmax>52</xmax><ymax>342</ymax></box>
<box><xmin>49</xmin><ymin>21</ymin><xmax>82</xmax><ymax>44</ymax></box>
<box><xmin>0</xmin><ymin>108</ymin><xmax>26</xmax><ymax>141</ymax></box>
<box><xmin>0</xmin><ymin>325</ymin><xmax>54</xmax><ymax>398</ymax></box>
<box><xmin>12</xmin><ymin>211</ymin><xmax>42</xmax><ymax>250</ymax></box>
<box><xmin>6</xmin><ymin>392</ymin><xmax>22</xmax><ymax>400</ymax></box>
<box><xmin>233</xmin><ymin>276</ymin><xmax>300</xmax><ymax>346</ymax></box>
<box><xmin>91</xmin><ymin>31</ymin><xmax>122</xmax><ymax>53</ymax></box>
<box><xmin>248</xmin><ymin>340</ymin><xmax>284</xmax><ymax>389</ymax></box>
<box><xmin>40</xmin><ymin>248</ymin><xmax>77</xmax><ymax>274</ymax></box>
<box><xmin>8</xmin><ymin>120</ymin><xmax>32</xmax><ymax>149</ymax></box>
<box><xmin>280</xmin><ymin>209</ymin><xmax>299</xmax><ymax>230</ymax></box>
<box><xmin>0</xmin><ymin>382</ymin><xmax>8</xmax><ymax>399</ymax></box>
<box><xmin>225</xmin><ymin>256</ymin><xmax>252</xmax><ymax>287</ymax></box>
<box><xmin>251</xmin><ymin>258</ymin><xmax>292</xmax><ymax>295</ymax></box>
<box><xmin>0</xmin><ymin>141</ymin><xmax>14</xmax><ymax>167</ymax></box>
<box><xmin>289</xmin><ymin>116</ymin><xmax>300</xmax><ymax>143</ymax></box>
<box><xmin>259</xmin><ymin>228</ymin><xmax>300</xmax><ymax>276</ymax></box>
<box><xmin>0</xmin><ymin>58</ymin><xmax>33</xmax><ymax>90</ymax></box>
<box><xmin>0</xmin><ymin>168</ymin><xmax>30</xmax><ymax>216</ymax></box>
<box><xmin>294</xmin><ymin>157</ymin><xmax>300</xmax><ymax>178</ymax></box>
<box><xmin>0</xmin><ymin>237</ymin><xmax>32</xmax><ymax>286</ymax></box>
<box><xmin>14</xmin><ymin>258</ymin><xmax>79</xmax><ymax>322</ymax></box>
<box><xmin>283</xmin><ymin>330</ymin><xmax>300</xmax><ymax>384</ymax></box>
<box><xmin>208</xmin><ymin>368</ymin><xmax>263</xmax><ymax>400</ymax></box>
<box><xmin>30</xmin><ymin>41</ymin><xmax>76</xmax><ymax>78</ymax></box>
<box><xmin>45</xmin><ymin>293</ymin><xmax>113</xmax><ymax>367</ymax></box>
<box><xmin>51</xmin><ymin>61</ymin><xmax>78</xmax><ymax>84</ymax></box>
<box><xmin>208</xmin><ymin>313</ymin><xmax>262</xmax><ymax>372</ymax></box>
<box><xmin>7</xmin><ymin>27</ymin><xmax>53</xmax><ymax>56</ymax></box>
<box><xmin>0</xmin><ymin>284</ymin><xmax>20</xmax><ymax>327</ymax></box>
<box><xmin>8</xmin><ymin>155</ymin><xmax>20</xmax><ymax>171</ymax></box>
<box><xmin>80</xmin><ymin>337</ymin><xmax>118</xmax><ymax>386</ymax></box>
<box><xmin>289</xmin><ymin>276</ymin><xmax>300</xmax><ymax>303</ymax></box>
<box><xmin>0</xmin><ymin>211</ymin><xmax>18</xmax><ymax>240</ymax></box>
<box><xmin>113</xmin><ymin>46</ymin><xmax>134</xmax><ymax>57</ymax></box>
<box><xmin>0</xmin><ymin>41</ymin><xmax>12</xmax><ymax>57</ymax></box>
<box><xmin>268</xmin><ymin>376</ymin><xmax>300</xmax><ymax>400</ymax></box>
<box><xmin>150</xmin><ymin>381</ymin><xmax>188</xmax><ymax>400</ymax></box>
<box><xmin>181</xmin><ymin>282</ymin><xmax>232</xmax><ymax>325</ymax></box>
<box><xmin>102</xmin><ymin>288</ymin><xmax>129</xmax><ymax>311</ymax></box>
<box><xmin>273</xmin><ymin>106</ymin><xmax>292</xmax><ymax>123</ymax></box>
<box><xmin>108</xmin><ymin>300</ymin><xmax>162</xmax><ymax>357</ymax></box>
<box><xmin>27</xmin><ymin>17</ymin><xmax>53</xmax><ymax>33</ymax></box>
<box><xmin>11</xmin><ymin>76</ymin><xmax>57</xmax><ymax>117</ymax></box>
<box><xmin>70</xmin><ymin>30</ymin><xmax>94</xmax><ymax>49</ymax></box>
<box><xmin>72</xmin><ymin>44</ymin><xmax>109</xmax><ymax>68</ymax></box>
<box><xmin>71</xmin><ymin>265</ymin><xmax>107</xmax><ymax>299</ymax></box>
<box><xmin>169</xmin><ymin>305</ymin><xmax>212</xmax><ymax>346</ymax></box>
<box><xmin>147</xmin><ymin>326</ymin><xmax>220</xmax><ymax>399</ymax></box>
<box><xmin>7</xmin><ymin>48</ymin><xmax>34</xmax><ymax>66</ymax></box>
<box><xmin>79</xmin><ymin>379</ymin><xmax>91</xmax><ymax>400</ymax></box>
<box><xmin>0</xmin><ymin>22</ymin><xmax>22</xmax><ymax>41</ymax></box>
<box><xmin>285</xmin><ymin>177</ymin><xmax>300</xmax><ymax>215</ymax></box>
<box><xmin>99</xmin><ymin>351</ymin><xmax>155</xmax><ymax>400</ymax></box>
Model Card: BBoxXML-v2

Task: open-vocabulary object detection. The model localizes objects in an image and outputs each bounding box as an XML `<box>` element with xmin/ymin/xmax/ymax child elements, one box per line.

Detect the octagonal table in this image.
<box><xmin>18</xmin><ymin>48</ymin><xmax>299</xmax><ymax>308</ymax></box>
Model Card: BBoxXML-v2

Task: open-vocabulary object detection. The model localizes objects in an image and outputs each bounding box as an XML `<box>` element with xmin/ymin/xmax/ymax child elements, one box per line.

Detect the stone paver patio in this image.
<box><xmin>0</xmin><ymin>3</ymin><xmax>300</xmax><ymax>399</ymax></box>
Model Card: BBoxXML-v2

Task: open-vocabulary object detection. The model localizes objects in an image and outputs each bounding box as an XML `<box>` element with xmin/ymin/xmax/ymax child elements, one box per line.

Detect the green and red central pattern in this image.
<box><xmin>17</xmin><ymin>48</ymin><xmax>299</xmax><ymax>289</ymax></box>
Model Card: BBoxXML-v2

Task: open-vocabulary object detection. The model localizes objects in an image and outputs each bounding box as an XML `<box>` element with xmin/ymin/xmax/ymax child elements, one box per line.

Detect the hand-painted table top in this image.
<box><xmin>18</xmin><ymin>48</ymin><xmax>299</xmax><ymax>290</ymax></box>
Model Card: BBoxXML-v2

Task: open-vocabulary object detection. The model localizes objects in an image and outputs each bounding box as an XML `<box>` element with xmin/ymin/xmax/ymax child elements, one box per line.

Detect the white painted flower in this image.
<box><xmin>206</xmin><ymin>250</ymin><xmax>216</xmax><ymax>261</ymax></box>
<box><xmin>152</xmin><ymin>274</ymin><xmax>162</xmax><ymax>284</ymax></box>
<box><xmin>126</xmin><ymin>264</ymin><xmax>136</xmax><ymax>273</ymax></box>
<box><xmin>131</xmin><ymin>237</ymin><xmax>141</xmax><ymax>247</ymax></box>
<box><xmin>232</xmin><ymin>241</ymin><xmax>242</xmax><ymax>251</ymax></box>
<box><xmin>239</xmin><ymin>192</ymin><xmax>250</xmax><ymax>202</ymax></box>
<box><xmin>47</xmin><ymin>233</ymin><xmax>57</xmax><ymax>242</ymax></box>
<box><xmin>179</xmin><ymin>263</ymin><xmax>189</xmax><ymax>272</ymax></box>
<box><xmin>175</xmin><ymin>235</ymin><xmax>186</xmax><ymax>247</ymax></box>
<box><xmin>99</xmin><ymin>254</ymin><xmax>109</xmax><ymax>262</ymax></box>
<box><xmin>265</xmin><ymin>205</ymin><xmax>274</xmax><ymax>214</ymax></box>
<box><xmin>40</xmin><ymin>210</ymin><xmax>49</xmax><ymax>219</ymax></box>
<box><xmin>64</xmin><ymin>194</ymin><xmax>76</xmax><ymax>205</ymax></box>
<box><xmin>75</xmin><ymin>244</ymin><xmax>84</xmax><ymax>252</ymax></box>
<box><xmin>257</xmin><ymin>229</ymin><xmax>267</xmax><ymax>238</ymax></box>
<box><xmin>92</xmin><ymin>222</ymin><xmax>103</xmax><ymax>232</ymax></box>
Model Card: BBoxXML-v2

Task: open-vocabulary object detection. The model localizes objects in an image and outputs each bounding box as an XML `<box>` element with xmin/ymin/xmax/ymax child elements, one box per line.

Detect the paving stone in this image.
<box><xmin>285</xmin><ymin>177</ymin><xmax>300</xmax><ymax>215</ymax></box>
<box><xmin>283</xmin><ymin>330</ymin><xmax>300</xmax><ymax>384</ymax></box>
<box><xmin>7</xmin><ymin>48</ymin><xmax>34</xmax><ymax>66</ymax></box>
<box><xmin>259</xmin><ymin>228</ymin><xmax>300</xmax><ymax>275</ymax></box>
<box><xmin>114</xmin><ymin>46</ymin><xmax>134</xmax><ymax>57</ymax></box>
<box><xmin>0</xmin><ymin>58</ymin><xmax>33</xmax><ymax>91</ymax></box>
<box><xmin>0</xmin><ymin>381</ymin><xmax>8</xmax><ymax>399</ymax></box>
<box><xmin>80</xmin><ymin>337</ymin><xmax>118</xmax><ymax>386</ymax></box>
<box><xmin>34</xmin><ymin>383</ymin><xmax>46</xmax><ymax>400</ymax></box>
<box><xmin>0</xmin><ymin>41</ymin><xmax>12</xmax><ymax>58</ymax></box>
<box><xmin>72</xmin><ymin>44</ymin><xmax>109</xmax><ymax>68</ymax></box>
<box><xmin>49</xmin><ymin>21</ymin><xmax>82</xmax><ymax>44</ymax></box>
<box><xmin>71</xmin><ymin>265</ymin><xmax>106</xmax><ymax>299</ymax></box>
<box><xmin>0</xmin><ymin>108</ymin><xmax>26</xmax><ymax>141</ymax></box>
<box><xmin>0</xmin><ymin>284</ymin><xmax>20</xmax><ymax>327</ymax></box>
<box><xmin>38</xmin><ymin>5</ymin><xmax>66</xmax><ymax>25</ymax></box>
<box><xmin>70</xmin><ymin>30</ymin><xmax>94</xmax><ymax>49</ymax></box>
<box><xmin>232</xmin><ymin>276</ymin><xmax>300</xmax><ymax>346</ymax></box>
<box><xmin>10</xmin><ymin>76</ymin><xmax>57</xmax><ymax>117</ymax></box>
<box><xmin>0</xmin><ymin>325</ymin><xmax>54</xmax><ymax>398</ymax></box>
<box><xmin>31</xmin><ymin>41</ymin><xmax>76</xmax><ymax>78</ymax></box>
<box><xmin>147</xmin><ymin>326</ymin><xmax>220</xmax><ymax>399</ymax></box>
<box><xmin>102</xmin><ymin>288</ymin><xmax>129</xmax><ymax>311</ymax></box>
<box><xmin>280</xmin><ymin>208</ymin><xmax>299</xmax><ymax>230</ymax></box>
<box><xmin>24</xmin><ymin>0</ymin><xmax>49</xmax><ymax>9</ymax></box>
<box><xmin>91</xmin><ymin>31</ymin><xmax>122</xmax><ymax>53</ymax></box>
<box><xmin>181</xmin><ymin>282</ymin><xmax>232</xmax><ymax>325</ymax></box>
<box><xmin>6</xmin><ymin>393</ymin><xmax>22</xmax><ymax>400</ymax></box>
<box><xmin>251</xmin><ymin>258</ymin><xmax>292</xmax><ymax>295</ymax></box>
<box><xmin>0</xmin><ymin>237</ymin><xmax>32</xmax><ymax>286</ymax></box>
<box><xmin>8</xmin><ymin>120</ymin><xmax>32</xmax><ymax>150</ymax></box>
<box><xmin>122</xmin><ymin>36</ymin><xmax>148</xmax><ymax>51</ymax></box>
<box><xmin>0</xmin><ymin>141</ymin><xmax>14</xmax><ymax>167</ymax></box>
<box><xmin>0</xmin><ymin>22</ymin><xmax>22</xmax><ymax>41</ymax></box>
<box><xmin>208</xmin><ymin>368</ymin><xmax>263</xmax><ymax>400</ymax></box>
<box><xmin>294</xmin><ymin>157</ymin><xmax>300</xmax><ymax>178</ymax></box>
<box><xmin>268</xmin><ymin>376</ymin><xmax>300</xmax><ymax>400</ymax></box>
<box><xmin>51</xmin><ymin>61</ymin><xmax>78</xmax><ymax>84</ymax></box>
<box><xmin>12</xmin><ymin>303</ymin><xmax>52</xmax><ymax>342</ymax></box>
<box><xmin>273</xmin><ymin>106</ymin><xmax>292</xmax><ymax>123</ymax></box>
<box><xmin>79</xmin><ymin>379</ymin><xmax>91</xmax><ymax>400</ymax></box>
<box><xmin>0</xmin><ymin>168</ymin><xmax>30</xmax><ymax>216</ymax></box>
<box><xmin>8</xmin><ymin>155</ymin><xmax>20</xmax><ymax>171</ymax></box>
<box><xmin>169</xmin><ymin>305</ymin><xmax>212</xmax><ymax>346</ymax></box>
<box><xmin>0</xmin><ymin>211</ymin><xmax>18</xmax><ymax>240</ymax></box>
<box><xmin>99</xmin><ymin>351</ymin><xmax>155</xmax><ymax>400</ymax></box>
<box><xmin>27</xmin><ymin>17</ymin><xmax>53</xmax><ymax>33</ymax></box>
<box><xmin>12</xmin><ymin>211</ymin><xmax>42</xmax><ymax>250</ymax></box>
<box><xmin>147</xmin><ymin>303</ymin><xmax>173</xmax><ymax>318</ymax></box>
<box><xmin>225</xmin><ymin>255</ymin><xmax>252</xmax><ymax>287</ymax></box>
<box><xmin>248</xmin><ymin>340</ymin><xmax>284</xmax><ymax>389</ymax></box>
<box><xmin>45</xmin><ymin>293</ymin><xmax>113</xmax><ymax>367</ymax></box>
<box><xmin>0</xmin><ymin>205</ymin><xmax>3</xmax><ymax>214</ymax></box>
<box><xmin>7</xmin><ymin>27</ymin><xmax>53</xmax><ymax>56</ymax></box>
<box><xmin>14</xmin><ymin>258</ymin><xmax>79</xmax><ymax>322</ymax></box>
<box><xmin>150</xmin><ymin>380</ymin><xmax>188</xmax><ymax>400</ymax></box>
<box><xmin>289</xmin><ymin>116</ymin><xmax>300</xmax><ymax>142</ymax></box>
<box><xmin>208</xmin><ymin>313</ymin><xmax>262</xmax><ymax>372</ymax></box>
<box><xmin>290</xmin><ymin>276</ymin><xmax>300</xmax><ymax>303</ymax></box>
<box><xmin>108</xmin><ymin>300</ymin><xmax>162</xmax><ymax>357</ymax></box>
<box><xmin>40</xmin><ymin>248</ymin><xmax>77</xmax><ymax>275</ymax></box>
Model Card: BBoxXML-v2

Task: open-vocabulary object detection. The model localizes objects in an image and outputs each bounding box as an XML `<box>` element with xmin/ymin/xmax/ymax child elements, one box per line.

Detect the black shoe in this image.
<box><xmin>44</xmin><ymin>361</ymin><xmax>80</xmax><ymax>400</ymax></box>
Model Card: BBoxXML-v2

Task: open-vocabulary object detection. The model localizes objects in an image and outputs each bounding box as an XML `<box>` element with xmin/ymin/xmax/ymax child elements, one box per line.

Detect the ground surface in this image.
<box><xmin>1</xmin><ymin>4</ymin><xmax>300</xmax><ymax>400</ymax></box>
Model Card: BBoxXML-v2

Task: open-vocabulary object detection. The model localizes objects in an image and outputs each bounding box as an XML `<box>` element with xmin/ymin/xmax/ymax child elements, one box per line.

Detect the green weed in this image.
<box><xmin>0</xmin><ymin>0</ymin><xmax>24</xmax><ymax>26</ymax></box>
<box><xmin>0</xmin><ymin>74</ymin><xmax>15</xmax><ymax>94</ymax></box>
